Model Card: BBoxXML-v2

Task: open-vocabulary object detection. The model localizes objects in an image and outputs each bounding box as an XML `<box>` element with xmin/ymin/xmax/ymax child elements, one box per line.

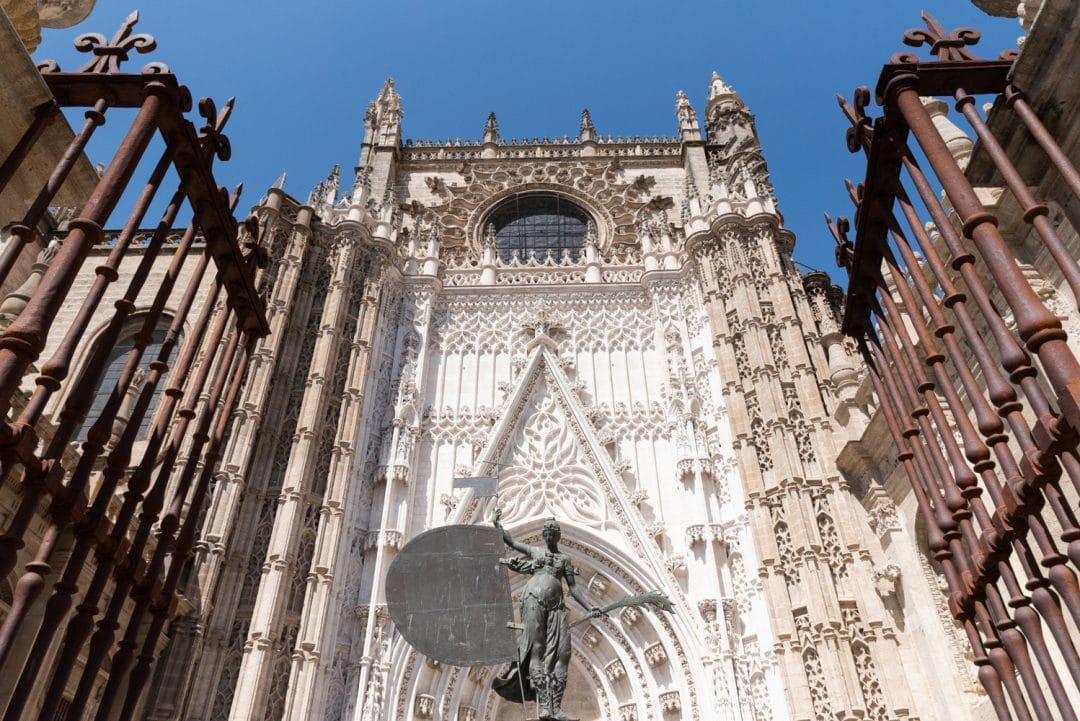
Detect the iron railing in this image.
<box><xmin>0</xmin><ymin>12</ymin><xmax>268</xmax><ymax>721</ymax></box>
<box><xmin>831</xmin><ymin>13</ymin><xmax>1080</xmax><ymax>721</ymax></box>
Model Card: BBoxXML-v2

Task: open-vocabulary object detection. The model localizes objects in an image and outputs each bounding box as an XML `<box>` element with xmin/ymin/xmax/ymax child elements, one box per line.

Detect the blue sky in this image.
<box><xmin>35</xmin><ymin>1</ymin><xmax>1022</xmax><ymax>275</ymax></box>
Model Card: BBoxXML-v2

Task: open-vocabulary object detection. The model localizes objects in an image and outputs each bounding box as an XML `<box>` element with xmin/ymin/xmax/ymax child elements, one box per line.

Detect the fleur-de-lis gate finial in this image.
<box><xmin>197</xmin><ymin>96</ymin><xmax>236</xmax><ymax>163</ymax></box>
<box><xmin>898</xmin><ymin>11</ymin><xmax>982</xmax><ymax>63</ymax></box>
<box><xmin>836</xmin><ymin>86</ymin><xmax>874</xmax><ymax>155</ymax></box>
<box><xmin>823</xmin><ymin>213</ymin><xmax>854</xmax><ymax>271</ymax></box>
<box><xmin>74</xmin><ymin>10</ymin><xmax>157</xmax><ymax>73</ymax></box>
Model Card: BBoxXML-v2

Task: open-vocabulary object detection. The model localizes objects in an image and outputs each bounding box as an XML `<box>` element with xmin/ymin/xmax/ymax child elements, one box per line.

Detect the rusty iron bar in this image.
<box><xmin>889</xmin><ymin>161</ymin><xmax>1080</xmax><ymax>617</ymax></box>
<box><xmin>19</xmin><ymin>145</ymin><xmax>174</xmax><ymax>436</ymax></box>
<box><xmin>859</xmin><ymin>337</ymin><xmax>1017</xmax><ymax>721</ymax></box>
<box><xmin>0</xmin><ymin>12</ymin><xmax>268</xmax><ymax>716</ymax></box>
<box><xmin>872</xmin><ymin>249</ymin><xmax>1080</xmax><ymax>714</ymax></box>
<box><xmin>0</xmin><ymin>83</ymin><xmax>165</xmax><ymax>423</ymax></box>
<box><xmin>0</xmin><ymin>97</ymin><xmax>235</xmax><ymax>604</ymax></box>
<box><xmin>0</xmin><ymin>102</ymin><xmax>237</xmax><ymax>674</ymax></box>
<box><xmin>873</xmin><ymin>273</ymin><xmax>1065</xmax><ymax>718</ymax></box>
<box><xmin>883</xmin><ymin>214</ymin><xmax>1080</xmax><ymax>686</ymax></box>
<box><xmin>899</xmin><ymin>150</ymin><xmax>1080</xmax><ymax>557</ymax></box>
<box><xmin>66</xmin><ymin>257</ymin><xmax>234</xmax><ymax>718</ymax></box>
<box><xmin>0</xmin><ymin>100</ymin><xmax>59</xmax><ymax>197</ymax></box>
<box><xmin>835</xmin><ymin>15</ymin><xmax>1080</xmax><ymax>717</ymax></box>
<box><xmin>0</xmin><ymin>88</ymin><xmax>164</xmax><ymax>440</ymax></box>
<box><xmin>118</xmin><ymin>332</ymin><xmax>255</xmax><ymax>721</ymax></box>
<box><xmin>890</xmin><ymin>77</ymin><xmax>1080</xmax><ymax>431</ymax></box>
<box><xmin>954</xmin><ymin>90</ymin><xmax>1080</xmax><ymax>307</ymax></box>
<box><xmin>863</xmin><ymin>330</ymin><xmax>1031</xmax><ymax>720</ymax></box>
<box><xmin>840</xmin><ymin>173</ymin><xmax>1036</xmax><ymax>721</ymax></box>
<box><xmin>0</xmin><ymin>143</ymin><xmax>178</xmax><ymax>664</ymax></box>
<box><xmin>62</xmin><ymin>273</ymin><xmax>228</xmax><ymax>720</ymax></box>
<box><xmin>892</xmin><ymin>144</ymin><xmax>1080</xmax><ymax>511</ymax></box>
<box><xmin>873</xmin><ymin>329</ymin><xmax>1039</xmax><ymax>721</ymax></box>
<box><xmin>90</xmin><ymin>321</ymin><xmax>243</xmax><ymax>721</ymax></box>
<box><xmin>0</xmin><ymin>90</ymin><xmax>166</xmax><ymax>671</ymax></box>
<box><xmin>884</xmin><ymin>187</ymin><xmax>1080</xmax><ymax>609</ymax></box>
<box><xmin>1004</xmin><ymin>87</ymin><xmax>1080</xmax><ymax>203</ymax></box>
<box><xmin>0</xmin><ymin>99</ymin><xmax>109</xmax><ymax>291</ymax></box>
<box><xmin>9</xmin><ymin>185</ymin><xmax>242</xmax><ymax>721</ymax></box>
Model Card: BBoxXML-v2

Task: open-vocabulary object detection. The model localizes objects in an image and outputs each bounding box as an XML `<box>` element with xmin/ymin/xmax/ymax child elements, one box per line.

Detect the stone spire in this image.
<box><xmin>367</xmin><ymin>77</ymin><xmax>404</xmax><ymax>147</ymax></box>
<box><xmin>483</xmin><ymin>112</ymin><xmax>499</xmax><ymax>144</ymax></box>
<box><xmin>579</xmin><ymin>108</ymin><xmax>596</xmax><ymax>142</ymax></box>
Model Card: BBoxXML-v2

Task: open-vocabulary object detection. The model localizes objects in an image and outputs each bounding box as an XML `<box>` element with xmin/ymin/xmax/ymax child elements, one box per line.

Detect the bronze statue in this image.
<box><xmin>492</xmin><ymin>509</ymin><xmax>599</xmax><ymax>721</ymax></box>
<box><xmin>386</xmin><ymin>506</ymin><xmax>672</xmax><ymax>718</ymax></box>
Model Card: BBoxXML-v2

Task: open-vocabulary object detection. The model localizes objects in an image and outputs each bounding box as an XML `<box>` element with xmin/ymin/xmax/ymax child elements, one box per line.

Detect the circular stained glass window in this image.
<box><xmin>486</xmin><ymin>193</ymin><xmax>591</xmax><ymax>263</ymax></box>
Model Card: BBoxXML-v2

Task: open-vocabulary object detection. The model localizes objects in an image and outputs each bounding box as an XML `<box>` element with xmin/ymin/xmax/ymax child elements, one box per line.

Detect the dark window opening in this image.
<box><xmin>488</xmin><ymin>193</ymin><xmax>590</xmax><ymax>263</ymax></box>
<box><xmin>74</xmin><ymin>322</ymin><xmax>176</xmax><ymax>445</ymax></box>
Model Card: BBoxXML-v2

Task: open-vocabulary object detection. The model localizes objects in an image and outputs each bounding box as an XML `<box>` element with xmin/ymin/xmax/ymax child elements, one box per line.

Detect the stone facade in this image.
<box><xmin>2</xmin><ymin>2</ymin><xmax>1075</xmax><ymax>720</ymax></box>
<box><xmin>118</xmin><ymin>75</ymin><xmax>980</xmax><ymax>721</ymax></box>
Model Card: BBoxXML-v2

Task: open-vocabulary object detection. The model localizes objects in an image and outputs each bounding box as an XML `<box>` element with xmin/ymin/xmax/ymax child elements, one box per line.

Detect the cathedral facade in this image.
<box><xmin>122</xmin><ymin>75</ymin><xmax>986</xmax><ymax>721</ymax></box>
<box><xmin>5</xmin><ymin>1</ymin><xmax>1080</xmax><ymax>719</ymax></box>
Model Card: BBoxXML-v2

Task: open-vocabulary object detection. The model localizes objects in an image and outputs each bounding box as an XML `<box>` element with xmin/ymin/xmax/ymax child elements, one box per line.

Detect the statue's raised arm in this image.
<box><xmin>492</xmin><ymin>506</ymin><xmax>532</xmax><ymax>556</ymax></box>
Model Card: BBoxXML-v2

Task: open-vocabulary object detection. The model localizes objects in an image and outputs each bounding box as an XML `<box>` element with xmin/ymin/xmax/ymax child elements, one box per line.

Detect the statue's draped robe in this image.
<box><xmin>493</xmin><ymin>548</ymin><xmax>576</xmax><ymax>702</ymax></box>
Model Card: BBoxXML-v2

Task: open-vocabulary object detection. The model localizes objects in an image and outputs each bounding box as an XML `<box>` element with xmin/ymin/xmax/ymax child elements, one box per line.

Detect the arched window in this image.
<box><xmin>74</xmin><ymin>320</ymin><xmax>176</xmax><ymax>444</ymax></box>
<box><xmin>487</xmin><ymin>193</ymin><xmax>591</xmax><ymax>263</ymax></box>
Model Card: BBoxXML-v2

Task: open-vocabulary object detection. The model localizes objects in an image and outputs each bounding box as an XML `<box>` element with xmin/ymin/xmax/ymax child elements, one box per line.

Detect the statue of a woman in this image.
<box><xmin>492</xmin><ymin>510</ymin><xmax>600</xmax><ymax>721</ymax></box>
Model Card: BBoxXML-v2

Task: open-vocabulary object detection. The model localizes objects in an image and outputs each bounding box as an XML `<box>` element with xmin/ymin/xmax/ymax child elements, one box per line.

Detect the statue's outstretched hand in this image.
<box><xmin>492</xmin><ymin>507</ymin><xmax>503</xmax><ymax>528</ymax></box>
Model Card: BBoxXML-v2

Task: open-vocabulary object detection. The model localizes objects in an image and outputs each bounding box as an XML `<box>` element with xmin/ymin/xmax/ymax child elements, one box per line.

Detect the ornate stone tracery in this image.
<box><xmin>496</xmin><ymin>375</ymin><xmax>606</xmax><ymax>526</ymax></box>
<box><xmin>401</xmin><ymin>159</ymin><xmax>657</xmax><ymax>255</ymax></box>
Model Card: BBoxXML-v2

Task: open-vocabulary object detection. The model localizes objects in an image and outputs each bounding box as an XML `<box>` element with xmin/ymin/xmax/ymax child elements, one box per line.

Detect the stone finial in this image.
<box><xmin>352</xmin><ymin>166</ymin><xmax>371</xmax><ymax>195</ymax></box>
<box><xmin>272</xmin><ymin>171</ymin><xmax>287</xmax><ymax>190</ymax></box>
<box><xmin>0</xmin><ymin>236</ymin><xmax>60</xmax><ymax>328</ymax></box>
<box><xmin>580</xmin><ymin>107</ymin><xmax>596</xmax><ymax>142</ymax></box>
<box><xmin>326</xmin><ymin>164</ymin><xmax>341</xmax><ymax>202</ymax></box>
<box><xmin>308</xmin><ymin>164</ymin><xmax>340</xmax><ymax>212</ymax></box>
<box><xmin>483</xmin><ymin>112</ymin><xmax>499</xmax><ymax>144</ymax></box>
<box><xmin>675</xmin><ymin>91</ymin><xmax>697</xmax><ymax>124</ymax></box>
<box><xmin>584</xmin><ymin>220</ymin><xmax>598</xmax><ymax>250</ymax></box>
<box><xmin>708</xmin><ymin>71</ymin><xmax>737</xmax><ymax>102</ymax></box>
<box><xmin>675</xmin><ymin>91</ymin><xmax>701</xmax><ymax>141</ymax></box>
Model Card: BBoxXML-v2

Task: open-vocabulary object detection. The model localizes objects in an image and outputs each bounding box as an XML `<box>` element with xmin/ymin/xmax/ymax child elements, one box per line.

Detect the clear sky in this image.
<box><xmin>34</xmin><ymin>1</ymin><xmax>1022</xmax><ymax>276</ymax></box>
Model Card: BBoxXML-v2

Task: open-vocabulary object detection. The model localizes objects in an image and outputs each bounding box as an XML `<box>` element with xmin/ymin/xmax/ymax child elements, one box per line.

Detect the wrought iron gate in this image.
<box><xmin>832</xmin><ymin>13</ymin><xmax>1080</xmax><ymax>721</ymax></box>
<box><xmin>0</xmin><ymin>13</ymin><xmax>268</xmax><ymax>721</ymax></box>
